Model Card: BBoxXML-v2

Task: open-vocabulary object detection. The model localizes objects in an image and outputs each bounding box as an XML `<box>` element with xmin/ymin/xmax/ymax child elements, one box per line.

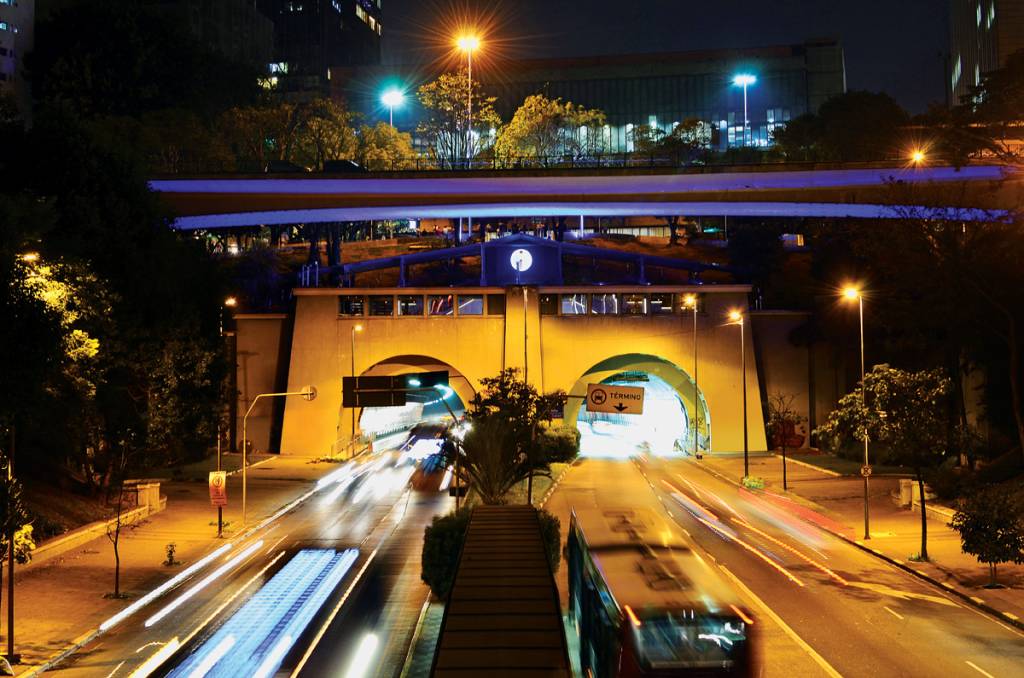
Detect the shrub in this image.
<box><xmin>537</xmin><ymin>426</ymin><xmax>580</xmax><ymax>464</ymax></box>
<box><xmin>421</xmin><ymin>508</ymin><xmax>471</xmax><ymax>599</ymax></box>
<box><xmin>537</xmin><ymin>509</ymin><xmax>561</xmax><ymax>574</ymax></box>
<box><xmin>741</xmin><ymin>476</ymin><xmax>765</xmax><ymax>490</ymax></box>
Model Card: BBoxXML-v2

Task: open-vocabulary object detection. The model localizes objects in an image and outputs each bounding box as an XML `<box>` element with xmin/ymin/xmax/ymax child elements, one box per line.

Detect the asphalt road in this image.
<box><xmin>50</xmin><ymin>427</ymin><xmax>451</xmax><ymax>678</ymax></box>
<box><xmin>638</xmin><ymin>456</ymin><xmax>1024</xmax><ymax>677</ymax></box>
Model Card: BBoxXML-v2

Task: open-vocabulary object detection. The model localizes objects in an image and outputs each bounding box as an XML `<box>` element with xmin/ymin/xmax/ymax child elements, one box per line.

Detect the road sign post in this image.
<box><xmin>209</xmin><ymin>471</ymin><xmax>227</xmax><ymax>509</ymax></box>
<box><xmin>585</xmin><ymin>383</ymin><xmax>645</xmax><ymax>415</ymax></box>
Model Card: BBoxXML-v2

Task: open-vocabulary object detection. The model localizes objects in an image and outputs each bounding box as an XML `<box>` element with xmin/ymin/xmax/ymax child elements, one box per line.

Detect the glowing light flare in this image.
<box><xmin>456</xmin><ymin>35</ymin><xmax>480</xmax><ymax>53</ymax></box>
<box><xmin>380</xmin><ymin>89</ymin><xmax>405</xmax><ymax>108</ymax></box>
<box><xmin>682</xmin><ymin>293</ymin><xmax>697</xmax><ymax>309</ymax></box>
<box><xmin>624</xmin><ymin>605</ymin><xmax>642</xmax><ymax>627</ymax></box>
<box><xmin>343</xmin><ymin>633</ymin><xmax>381</xmax><ymax>678</ymax></box>
<box><xmin>842</xmin><ymin>286</ymin><xmax>861</xmax><ymax>301</ymax></box>
<box><xmin>223</xmin><ymin>296</ymin><xmax>237</xmax><ymax>307</ymax></box>
<box><xmin>145</xmin><ymin>540</ymin><xmax>264</xmax><ymax>627</ymax></box>
<box><xmin>730</xmin><ymin>517</ymin><xmax>849</xmax><ymax>585</ymax></box>
<box><xmin>19</xmin><ymin>252</ymin><xmax>40</xmax><ymax>263</ymax></box>
<box><xmin>727</xmin><ymin>309</ymin><xmax>743</xmax><ymax>324</ymax></box>
<box><xmin>732</xmin><ymin>74</ymin><xmax>757</xmax><ymax>87</ymax></box>
<box><xmin>910</xmin><ymin>149</ymin><xmax>926</xmax><ymax>165</ymax></box>
<box><xmin>353</xmin><ymin>323</ymin><xmax>364</xmax><ymax>332</ymax></box>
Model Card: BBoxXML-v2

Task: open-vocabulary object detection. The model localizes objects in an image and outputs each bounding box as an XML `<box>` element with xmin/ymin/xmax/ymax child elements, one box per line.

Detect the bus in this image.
<box><xmin>568</xmin><ymin>507</ymin><xmax>758</xmax><ymax>677</ymax></box>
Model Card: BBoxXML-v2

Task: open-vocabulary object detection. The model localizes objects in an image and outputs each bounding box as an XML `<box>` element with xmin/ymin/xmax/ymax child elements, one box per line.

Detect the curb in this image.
<box><xmin>688</xmin><ymin>459</ymin><xmax>1024</xmax><ymax>635</ymax></box>
<box><xmin>399</xmin><ymin>595</ymin><xmax>434</xmax><ymax>678</ymax></box>
<box><xmin>539</xmin><ymin>462</ymin><xmax>575</xmax><ymax>508</ymax></box>
<box><xmin>783</xmin><ymin>455</ymin><xmax>842</xmax><ymax>477</ymax></box>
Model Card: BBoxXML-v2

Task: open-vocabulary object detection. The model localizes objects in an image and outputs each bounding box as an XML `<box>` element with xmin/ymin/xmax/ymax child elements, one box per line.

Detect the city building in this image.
<box><xmin>332</xmin><ymin>40</ymin><xmax>846</xmax><ymax>152</ymax></box>
<box><xmin>949</xmin><ymin>0</ymin><xmax>1024</xmax><ymax>104</ymax></box>
<box><xmin>257</xmin><ymin>0</ymin><xmax>382</xmax><ymax>97</ymax></box>
<box><xmin>0</xmin><ymin>0</ymin><xmax>34</xmax><ymax>119</ymax></box>
<box><xmin>146</xmin><ymin>0</ymin><xmax>275</xmax><ymax>70</ymax></box>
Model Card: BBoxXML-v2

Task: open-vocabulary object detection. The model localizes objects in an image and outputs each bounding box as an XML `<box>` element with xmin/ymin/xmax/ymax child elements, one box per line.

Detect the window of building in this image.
<box><xmin>339</xmin><ymin>296</ymin><xmax>365</xmax><ymax>316</ymax></box>
<box><xmin>622</xmin><ymin>294</ymin><xmax>647</xmax><ymax>315</ymax></box>
<box><xmin>368</xmin><ymin>295</ymin><xmax>394</xmax><ymax>316</ymax></box>
<box><xmin>458</xmin><ymin>295</ymin><xmax>484</xmax><ymax>315</ymax></box>
<box><xmin>428</xmin><ymin>294</ymin><xmax>454</xmax><ymax>316</ymax></box>
<box><xmin>355</xmin><ymin>4</ymin><xmax>369</xmax><ymax>23</ymax></box>
<box><xmin>591</xmin><ymin>293</ymin><xmax>619</xmax><ymax>315</ymax></box>
<box><xmin>486</xmin><ymin>294</ymin><xmax>506</xmax><ymax>315</ymax></box>
<box><xmin>539</xmin><ymin>294</ymin><xmax>558</xmax><ymax>315</ymax></box>
<box><xmin>398</xmin><ymin>295</ymin><xmax>424</xmax><ymax>316</ymax></box>
<box><xmin>0</xmin><ymin>22</ymin><xmax>8</xmax><ymax>31</ymax></box>
<box><xmin>560</xmin><ymin>293</ymin><xmax>587</xmax><ymax>315</ymax></box>
<box><xmin>650</xmin><ymin>293</ymin><xmax>674</xmax><ymax>315</ymax></box>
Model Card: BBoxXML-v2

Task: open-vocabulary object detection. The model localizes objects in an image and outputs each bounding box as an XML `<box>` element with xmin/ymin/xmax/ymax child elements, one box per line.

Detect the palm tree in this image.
<box><xmin>456</xmin><ymin>417</ymin><xmax>532</xmax><ymax>505</ymax></box>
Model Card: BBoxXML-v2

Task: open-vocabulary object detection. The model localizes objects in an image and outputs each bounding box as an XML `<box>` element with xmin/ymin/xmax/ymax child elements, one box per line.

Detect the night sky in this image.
<box><xmin>382</xmin><ymin>0</ymin><xmax>948</xmax><ymax>113</ymax></box>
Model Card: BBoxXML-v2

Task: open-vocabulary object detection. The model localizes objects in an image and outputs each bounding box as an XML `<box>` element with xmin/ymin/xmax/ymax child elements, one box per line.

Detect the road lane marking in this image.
<box><xmin>970</xmin><ymin>596</ymin><xmax>985</xmax><ymax>604</ymax></box>
<box><xmin>718</xmin><ymin>565</ymin><xmax>843</xmax><ymax>678</ymax></box>
<box><xmin>846</xmin><ymin>581</ymin><xmax>958</xmax><ymax>607</ymax></box>
<box><xmin>965</xmin><ymin>660</ymin><xmax>996</xmax><ymax>677</ymax></box>
<box><xmin>883</xmin><ymin>606</ymin><xmax>904</xmax><ymax>620</ymax></box>
<box><xmin>730</xmin><ymin>517</ymin><xmax>848</xmax><ymax>585</ymax></box>
<box><xmin>1004</xmin><ymin>611</ymin><xmax>1020</xmax><ymax>621</ymax></box>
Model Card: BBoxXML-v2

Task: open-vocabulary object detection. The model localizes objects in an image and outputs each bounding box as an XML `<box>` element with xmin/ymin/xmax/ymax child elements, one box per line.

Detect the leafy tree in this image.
<box><xmin>90</xmin><ymin>110</ymin><xmax>236</xmax><ymax>174</ymax></box>
<box><xmin>455</xmin><ymin>416</ymin><xmax>532</xmax><ymax>505</ymax></box>
<box><xmin>631</xmin><ymin>118</ymin><xmax>710</xmax><ymax>164</ymax></box>
<box><xmin>493</xmin><ymin>94</ymin><xmax>607</xmax><ymax>164</ymax></box>
<box><xmin>950</xmin><ymin>48</ymin><xmax>1024</xmax><ymax>161</ymax></box>
<box><xmin>293</xmin><ymin>99</ymin><xmax>359</xmax><ymax>171</ymax></box>
<box><xmin>0</xmin><ymin>458</ymin><xmax>33</xmax><ymax>617</ymax></box>
<box><xmin>417</xmin><ymin>69</ymin><xmax>501</xmax><ymax>167</ymax></box>
<box><xmin>817</xmin><ymin>364</ymin><xmax>950</xmax><ymax>560</ymax></box>
<box><xmin>220</xmin><ymin>103</ymin><xmax>304</xmax><ymax>171</ymax></box>
<box><xmin>770</xmin><ymin>113</ymin><xmax>822</xmax><ymax>161</ymax></box>
<box><xmin>950</xmin><ymin>485</ymin><xmax>1024</xmax><ymax>587</ymax></box>
<box><xmin>357</xmin><ymin>122</ymin><xmax>420</xmax><ymax>171</ymax></box>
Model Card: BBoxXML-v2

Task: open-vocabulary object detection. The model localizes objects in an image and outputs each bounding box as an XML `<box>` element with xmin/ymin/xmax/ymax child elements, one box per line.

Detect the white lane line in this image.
<box><xmin>965</xmin><ymin>660</ymin><xmax>996</xmax><ymax>678</ymax></box>
<box><xmin>718</xmin><ymin>565</ymin><xmax>843</xmax><ymax>678</ymax></box>
<box><xmin>883</xmin><ymin>606</ymin><xmax>904</xmax><ymax>620</ymax></box>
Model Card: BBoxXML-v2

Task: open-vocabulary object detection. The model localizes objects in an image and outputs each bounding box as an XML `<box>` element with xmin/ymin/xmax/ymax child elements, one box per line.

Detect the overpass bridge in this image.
<box><xmin>152</xmin><ymin>163</ymin><xmax>1018</xmax><ymax>230</ymax></box>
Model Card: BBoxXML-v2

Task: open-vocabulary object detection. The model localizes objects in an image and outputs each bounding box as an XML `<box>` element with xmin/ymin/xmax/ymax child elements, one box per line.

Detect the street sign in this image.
<box><xmin>342</xmin><ymin>371</ymin><xmax>450</xmax><ymax>408</ymax></box>
<box><xmin>302</xmin><ymin>385</ymin><xmax>317</xmax><ymax>402</ymax></box>
<box><xmin>861</xmin><ymin>465</ymin><xmax>873</xmax><ymax>477</ymax></box>
<box><xmin>586</xmin><ymin>383</ymin><xmax>644</xmax><ymax>415</ymax></box>
<box><xmin>209</xmin><ymin>471</ymin><xmax>227</xmax><ymax>507</ymax></box>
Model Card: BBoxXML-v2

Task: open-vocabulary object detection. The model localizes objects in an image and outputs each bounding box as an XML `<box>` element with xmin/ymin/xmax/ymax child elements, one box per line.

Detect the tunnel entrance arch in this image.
<box><xmin>355</xmin><ymin>355</ymin><xmax>475</xmax><ymax>437</ymax></box>
<box><xmin>565</xmin><ymin>354</ymin><xmax>710</xmax><ymax>458</ymax></box>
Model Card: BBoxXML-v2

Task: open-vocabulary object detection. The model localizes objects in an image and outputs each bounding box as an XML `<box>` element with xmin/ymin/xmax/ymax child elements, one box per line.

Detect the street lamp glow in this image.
<box><xmin>732</xmin><ymin>74</ymin><xmax>757</xmax><ymax>147</ymax></box>
<box><xmin>381</xmin><ymin>89</ymin><xmax>404</xmax><ymax>108</ymax></box>
<box><xmin>19</xmin><ymin>252</ymin><xmax>39</xmax><ymax>263</ymax></box>
<box><xmin>457</xmin><ymin>35</ymin><xmax>480</xmax><ymax>53</ymax></box>
<box><xmin>683</xmin><ymin>293</ymin><xmax>697</xmax><ymax>308</ymax></box>
<box><xmin>732</xmin><ymin>74</ymin><xmax>757</xmax><ymax>87</ymax></box>
<box><xmin>224</xmin><ymin>296</ymin><xmax>238</xmax><ymax>307</ymax></box>
<box><xmin>911</xmin><ymin>149</ymin><xmax>926</xmax><ymax>165</ymax></box>
<box><xmin>353</xmin><ymin>324</ymin><xmax>364</xmax><ymax>332</ymax></box>
<box><xmin>728</xmin><ymin>309</ymin><xmax>743</xmax><ymax>323</ymax></box>
<box><xmin>842</xmin><ymin>286</ymin><xmax>861</xmax><ymax>301</ymax></box>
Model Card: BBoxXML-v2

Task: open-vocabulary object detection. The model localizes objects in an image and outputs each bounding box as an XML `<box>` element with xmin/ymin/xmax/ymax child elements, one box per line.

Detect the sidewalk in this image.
<box><xmin>4</xmin><ymin>455</ymin><xmax>340</xmax><ymax>673</ymax></box>
<box><xmin>698</xmin><ymin>452</ymin><xmax>1024</xmax><ymax>630</ymax></box>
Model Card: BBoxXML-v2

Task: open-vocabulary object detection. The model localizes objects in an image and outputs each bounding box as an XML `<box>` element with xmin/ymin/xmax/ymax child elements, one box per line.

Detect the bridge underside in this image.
<box><xmin>152</xmin><ymin>165</ymin><xmax>1017</xmax><ymax>229</ymax></box>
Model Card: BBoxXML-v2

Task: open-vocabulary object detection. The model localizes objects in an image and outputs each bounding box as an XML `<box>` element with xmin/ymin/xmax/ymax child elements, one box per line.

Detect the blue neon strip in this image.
<box><xmin>168</xmin><ymin>548</ymin><xmax>359</xmax><ymax>678</ymax></box>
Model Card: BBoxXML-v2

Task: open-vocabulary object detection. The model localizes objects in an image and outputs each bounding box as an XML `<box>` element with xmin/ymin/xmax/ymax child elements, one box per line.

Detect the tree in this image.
<box><xmin>417</xmin><ymin>69</ymin><xmax>501</xmax><ymax>167</ymax></box>
<box><xmin>455</xmin><ymin>416</ymin><xmax>533</xmax><ymax>505</ymax></box>
<box><xmin>0</xmin><ymin>456</ymin><xmax>34</xmax><ymax>619</ymax></box>
<box><xmin>293</xmin><ymin>99</ymin><xmax>359</xmax><ymax>171</ymax></box>
<box><xmin>493</xmin><ymin>94</ymin><xmax>607</xmax><ymax>165</ymax></box>
<box><xmin>220</xmin><ymin>103</ymin><xmax>304</xmax><ymax>171</ymax></box>
<box><xmin>950</xmin><ymin>485</ymin><xmax>1024</xmax><ymax>587</ymax></box>
<box><xmin>631</xmin><ymin>118</ymin><xmax>711</xmax><ymax>164</ymax></box>
<box><xmin>767</xmin><ymin>392</ymin><xmax>807</xmax><ymax>490</ymax></box>
<box><xmin>770</xmin><ymin>113</ymin><xmax>822</xmax><ymax>161</ymax></box>
<box><xmin>357</xmin><ymin>122</ymin><xmax>419</xmax><ymax>170</ymax></box>
<box><xmin>817</xmin><ymin>364</ymin><xmax>951</xmax><ymax>560</ymax></box>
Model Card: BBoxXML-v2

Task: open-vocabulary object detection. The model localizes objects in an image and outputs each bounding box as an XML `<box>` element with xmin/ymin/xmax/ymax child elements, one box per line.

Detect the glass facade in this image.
<box><xmin>368</xmin><ymin>295</ymin><xmax>394</xmax><ymax>316</ymax></box>
<box><xmin>428</xmin><ymin>294</ymin><xmax>454</xmax><ymax>316</ymax></box>
<box><xmin>458</xmin><ymin>295</ymin><xmax>484</xmax><ymax>315</ymax></box>
<box><xmin>398</xmin><ymin>295</ymin><xmax>424</xmax><ymax>316</ymax></box>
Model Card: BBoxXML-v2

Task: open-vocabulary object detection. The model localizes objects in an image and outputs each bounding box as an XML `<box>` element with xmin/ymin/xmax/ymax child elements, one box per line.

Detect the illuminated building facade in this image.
<box><xmin>0</xmin><ymin>0</ymin><xmax>33</xmax><ymax>119</ymax></box>
<box><xmin>949</xmin><ymin>0</ymin><xmax>1024</xmax><ymax>104</ymax></box>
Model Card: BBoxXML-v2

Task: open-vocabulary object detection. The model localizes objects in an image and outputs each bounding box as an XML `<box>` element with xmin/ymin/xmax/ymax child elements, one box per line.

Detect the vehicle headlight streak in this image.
<box><xmin>185</xmin><ymin>634</ymin><xmax>236</xmax><ymax>678</ymax></box>
<box><xmin>129</xmin><ymin>638</ymin><xmax>181</xmax><ymax>678</ymax></box>
<box><xmin>144</xmin><ymin>540</ymin><xmax>265</xmax><ymax>627</ymax></box>
<box><xmin>730</xmin><ymin>517</ymin><xmax>849</xmax><ymax>585</ymax></box>
<box><xmin>343</xmin><ymin>633</ymin><xmax>380</xmax><ymax>678</ymax></box>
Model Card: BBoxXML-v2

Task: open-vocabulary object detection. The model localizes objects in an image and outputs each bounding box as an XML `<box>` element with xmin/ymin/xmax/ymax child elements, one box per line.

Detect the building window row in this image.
<box><xmin>339</xmin><ymin>294</ymin><xmax>506</xmax><ymax>317</ymax></box>
<box><xmin>539</xmin><ymin>293</ymin><xmax>705</xmax><ymax>316</ymax></box>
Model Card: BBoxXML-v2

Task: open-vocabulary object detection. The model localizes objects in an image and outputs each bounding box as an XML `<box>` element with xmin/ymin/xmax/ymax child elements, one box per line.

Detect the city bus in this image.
<box><xmin>568</xmin><ymin>507</ymin><xmax>758</xmax><ymax>677</ymax></box>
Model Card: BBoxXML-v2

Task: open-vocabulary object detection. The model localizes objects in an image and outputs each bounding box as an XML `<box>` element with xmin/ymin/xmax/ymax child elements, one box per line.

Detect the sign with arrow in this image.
<box><xmin>586</xmin><ymin>383</ymin><xmax>644</xmax><ymax>415</ymax></box>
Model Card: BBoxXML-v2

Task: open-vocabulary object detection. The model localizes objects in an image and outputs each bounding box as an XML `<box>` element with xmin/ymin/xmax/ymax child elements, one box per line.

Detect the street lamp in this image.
<box><xmin>216</xmin><ymin>296</ymin><xmax>237</xmax><ymax>538</ymax></box>
<box><xmin>241</xmin><ymin>386</ymin><xmax>316</xmax><ymax>526</ymax></box>
<box><xmin>351</xmin><ymin>324</ymin><xmax>363</xmax><ymax>441</ymax></box>
<box><xmin>456</xmin><ymin>34</ymin><xmax>481</xmax><ymax>166</ymax></box>
<box><xmin>381</xmin><ymin>89</ymin><xmax>404</xmax><ymax>128</ymax></box>
<box><xmin>842</xmin><ymin>285</ymin><xmax>871</xmax><ymax>540</ymax></box>
<box><xmin>910</xmin><ymin>149</ymin><xmax>926</xmax><ymax>165</ymax></box>
<box><xmin>728</xmin><ymin>309</ymin><xmax>749</xmax><ymax>477</ymax></box>
<box><xmin>683</xmin><ymin>294</ymin><xmax>701</xmax><ymax>459</ymax></box>
<box><xmin>732</xmin><ymin>74</ymin><xmax>757</xmax><ymax>147</ymax></box>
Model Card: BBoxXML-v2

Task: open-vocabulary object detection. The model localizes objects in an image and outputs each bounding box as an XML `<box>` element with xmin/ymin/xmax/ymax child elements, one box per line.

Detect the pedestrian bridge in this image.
<box><xmin>152</xmin><ymin>163</ymin><xmax>1017</xmax><ymax>230</ymax></box>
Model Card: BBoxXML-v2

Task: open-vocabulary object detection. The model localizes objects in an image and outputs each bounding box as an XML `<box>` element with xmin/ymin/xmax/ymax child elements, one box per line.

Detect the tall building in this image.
<box><xmin>949</xmin><ymin>0</ymin><xmax>1024</xmax><ymax>104</ymax></box>
<box><xmin>146</xmin><ymin>0</ymin><xmax>275</xmax><ymax>70</ymax></box>
<box><xmin>257</xmin><ymin>0</ymin><xmax>382</xmax><ymax>97</ymax></box>
<box><xmin>332</xmin><ymin>40</ymin><xmax>847</xmax><ymax>152</ymax></box>
<box><xmin>0</xmin><ymin>0</ymin><xmax>34</xmax><ymax>119</ymax></box>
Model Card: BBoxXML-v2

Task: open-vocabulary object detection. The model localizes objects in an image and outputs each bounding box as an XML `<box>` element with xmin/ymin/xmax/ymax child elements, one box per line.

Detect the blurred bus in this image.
<box><xmin>568</xmin><ymin>507</ymin><xmax>757</xmax><ymax>676</ymax></box>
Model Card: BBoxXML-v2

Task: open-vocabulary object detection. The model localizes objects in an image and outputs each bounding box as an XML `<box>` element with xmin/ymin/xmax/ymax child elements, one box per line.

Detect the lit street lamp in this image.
<box><xmin>351</xmin><ymin>324</ymin><xmax>363</xmax><ymax>441</ymax></box>
<box><xmin>684</xmin><ymin>294</ymin><xmax>701</xmax><ymax>459</ymax></box>
<box><xmin>843</xmin><ymin>285</ymin><xmax>871</xmax><ymax>540</ymax></box>
<box><xmin>241</xmin><ymin>386</ymin><xmax>316</xmax><ymax>526</ymax></box>
<box><xmin>728</xmin><ymin>309</ymin><xmax>749</xmax><ymax>477</ymax></box>
<box><xmin>732</xmin><ymin>74</ymin><xmax>757</xmax><ymax>147</ymax></box>
<box><xmin>216</xmin><ymin>296</ymin><xmax>237</xmax><ymax>538</ymax></box>
<box><xmin>457</xmin><ymin>34</ymin><xmax>480</xmax><ymax>166</ymax></box>
<box><xmin>381</xmin><ymin>89</ymin><xmax>404</xmax><ymax>128</ymax></box>
<box><xmin>911</xmin><ymin>149</ymin><xmax>926</xmax><ymax>165</ymax></box>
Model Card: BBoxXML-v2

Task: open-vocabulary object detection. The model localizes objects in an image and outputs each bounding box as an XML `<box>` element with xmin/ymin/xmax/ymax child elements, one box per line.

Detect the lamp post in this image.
<box><xmin>351</xmin><ymin>324</ymin><xmax>363</xmax><ymax>443</ymax></box>
<box><xmin>381</xmin><ymin>89</ymin><xmax>404</xmax><ymax>128</ymax></box>
<box><xmin>241</xmin><ymin>386</ymin><xmax>316</xmax><ymax>526</ymax></box>
<box><xmin>843</xmin><ymin>286</ymin><xmax>871</xmax><ymax>540</ymax></box>
<box><xmin>217</xmin><ymin>296</ymin><xmax>237</xmax><ymax>538</ymax></box>
<box><xmin>684</xmin><ymin>294</ymin><xmax>701</xmax><ymax>459</ymax></box>
<box><xmin>732</xmin><ymin>74</ymin><xmax>757</xmax><ymax>147</ymax></box>
<box><xmin>457</xmin><ymin>34</ymin><xmax>480</xmax><ymax>166</ymax></box>
<box><xmin>728</xmin><ymin>310</ymin><xmax>748</xmax><ymax>477</ymax></box>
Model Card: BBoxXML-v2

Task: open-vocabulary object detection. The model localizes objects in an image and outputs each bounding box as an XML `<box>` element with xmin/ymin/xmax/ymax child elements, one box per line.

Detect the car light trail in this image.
<box><xmin>343</xmin><ymin>633</ymin><xmax>380</xmax><ymax>678</ymax></box>
<box><xmin>100</xmin><ymin>543</ymin><xmax>233</xmax><ymax>631</ymax></box>
<box><xmin>185</xmin><ymin>635</ymin><xmax>235</xmax><ymax>678</ymax></box>
<box><xmin>129</xmin><ymin>638</ymin><xmax>181</xmax><ymax>678</ymax></box>
<box><xmin>145</xmin><ymin>540</ymin><xmax>264</xmax><ymax>627</ymax></box>
<box><xmin>695</xmin><ymin>516</ymin><xmax>805</xmax><ymax>587</ymax></box>
<box><xmin>439</xmin><ymin>465</ymin><xmax>454</xmax><ymax>491</ymax></box>
<box><xmin>168</xmin><ymin>548</ymin><xmax>358</xmax><ymax>678</ymax></box>
<box><xmin>730</xmin><ymin>517</ymin><xmax>849</xmax><ymax>585</ymax></box>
